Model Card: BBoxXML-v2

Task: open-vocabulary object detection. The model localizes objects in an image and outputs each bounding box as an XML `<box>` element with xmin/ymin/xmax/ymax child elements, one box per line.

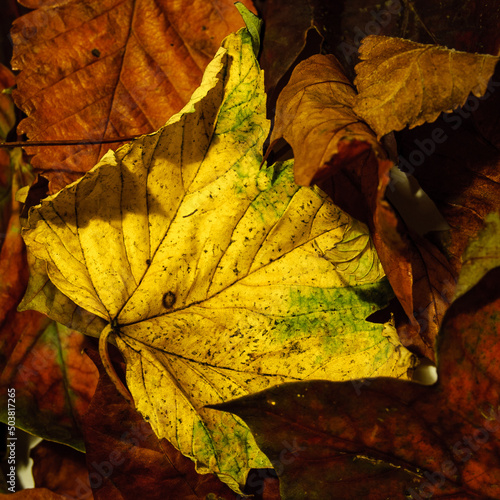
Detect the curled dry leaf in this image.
<box><xmin>354</xmin><ymin>35</ymin><xmax>500</xmax><ymax>137</ymax></box>
<box><xmin>214</xmin><ymin>261</ymin><xmax>500</xmax><ymax>499</ymax></box>
<box><xmin>11</xmin><ymin>0</ymin><xmax>255</xmax><ymax>193</ymax></box>
<box><xmin>270</xmin><ymin>54</ymin><xmax>384</xmax><ymax>186</ymax></box>
<box><xmin>20</xmin><ymin>23</ymin><xmax>414</xmax><ymax>491</ymax></box>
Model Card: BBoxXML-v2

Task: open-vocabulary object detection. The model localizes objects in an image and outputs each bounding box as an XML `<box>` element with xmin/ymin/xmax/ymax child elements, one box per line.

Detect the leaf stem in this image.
<box><xmin>99</xmin><ymin>324</ymin><xmax>133</xmax><ymax>404</ymax></box>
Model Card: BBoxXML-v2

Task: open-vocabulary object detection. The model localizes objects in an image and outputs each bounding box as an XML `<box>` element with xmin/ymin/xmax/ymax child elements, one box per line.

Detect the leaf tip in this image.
<box><xmin>235</xmin><ymin>2</ymin><xmax>262</xmax><ymax>56</ymax></box>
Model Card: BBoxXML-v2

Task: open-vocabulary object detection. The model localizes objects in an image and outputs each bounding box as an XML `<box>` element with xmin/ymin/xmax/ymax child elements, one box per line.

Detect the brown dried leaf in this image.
<box><xmin>259</xmin><ymin>0</ymin><xmax>314</xmax><ymax>91</ymax></box>
<box><xmin>11</xmin><ymin>0</ymin><xmax>255</xmax><ymax>193</ymax></box>
<box><xmin>270</xmin><ymin>54</ymin><xmax>383</xmax><ymax>186</ymax></box>
<box><xmin>354</xmin><ymin>35</ymin><xmax>499</xmax><ymax>137</ymax></box>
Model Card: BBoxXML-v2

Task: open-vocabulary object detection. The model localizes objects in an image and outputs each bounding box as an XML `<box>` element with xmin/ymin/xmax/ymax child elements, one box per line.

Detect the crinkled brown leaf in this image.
<box><xmin>11</xmin><ymin>0</ymin><xmax>255</xmax><ymax>193</ymax></box>
<box><xmin>30</xmin><ymin>441</ymin><xmax>92</xmax><ymax>499</ymax></box>
<box><xmin>82</xmin><ymin>346</ymin><xmax>237</xmax><ymax>500</ymax></box>
<box><xmin>214</xmin><ymin>265</ymin><xmax>500</xmax><ymax>499</ymax></box>
<box><xmin>270</xmin><ymin>54</ymin><xmax>383</xmax><ymax>186</ymax></box>
<box><xmin>354</xmin><ymin>35</ymin><xmax>499</xmax><ymax>137</ymax></box>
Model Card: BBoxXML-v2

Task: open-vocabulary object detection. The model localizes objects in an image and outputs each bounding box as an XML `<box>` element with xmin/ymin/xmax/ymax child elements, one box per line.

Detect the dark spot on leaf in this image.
<box><xmin>91</xmin><ymin>48</ymin><xmax>100</xmax><ymax>57</ymax></box>
<box><xmin>162</xmin><ymin>291</ymin><xmax>176</xmax><ymax>309</ymax></box>
<box><xmin>146</xmin><ymin>259</ymin><xmax>151</xmax><ymax>265</ymax></box>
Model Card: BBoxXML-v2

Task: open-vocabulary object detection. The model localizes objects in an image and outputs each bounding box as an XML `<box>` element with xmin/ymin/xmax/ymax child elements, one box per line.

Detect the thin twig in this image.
<box><xmin>0</xmin><ymin>136</ymin><xmax>140</xmax><ymax>148</ymax></box>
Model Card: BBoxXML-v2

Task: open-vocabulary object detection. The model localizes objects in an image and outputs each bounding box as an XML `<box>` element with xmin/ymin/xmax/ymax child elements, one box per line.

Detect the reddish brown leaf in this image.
<box><xmin>0</xmin><ymin>64</ymin><xmax>16</xmax><ymax>246</ymax></box>
<box><xmin>214</xmin><ymin>266</ymin><xmax>500</xmax><ymax>499</ymax></box>
<box><xmin>11</xmin><ymin>0</ymin><xmax>255</xmax><ymax>193</ymax></box>
<box><xmin>31</xmin><ymin>441</ymin><xmax>92</xmax><ymax>499</ymax></box>
<box><xmin>82</xmin><ymin>346</ymin><xmax>238</xmax><ymax>500</ymax></box>
<box><xmin>0</xmin><ymin>317</ymin><xmax>98</xmax><ymax>450</ymax></box>
<box><xmin>0</xmin><ymin>147</ymin><xmax>98</xmax><ymax>450</ymax></box>
<box><xmin>0</xmin><ymin>161</ymin><xmax>28</xmax><ymax>319</ymax></box>
<box><xmin>354</xmin><ymin>35</ymin><xmax>499</xmax><ymax>138</ymax></box>
<box><xmin>258</xmin><ymin>0</ymin><xmax>314</xmax><ymax>90</ymax></box>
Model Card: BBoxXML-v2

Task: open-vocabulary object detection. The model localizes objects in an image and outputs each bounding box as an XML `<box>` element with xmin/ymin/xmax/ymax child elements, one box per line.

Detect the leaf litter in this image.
<box><xmin>20</xmin><ymin>15</ymin><xmax>414</xmax><ymax>491</ymax></box>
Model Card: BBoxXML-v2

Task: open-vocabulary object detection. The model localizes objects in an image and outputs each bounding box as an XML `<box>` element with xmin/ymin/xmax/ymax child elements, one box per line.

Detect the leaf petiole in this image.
<box><xmin>99</xmin><ymin>323</ymin><xmax>133</xmax><ymax>404</ymax></box>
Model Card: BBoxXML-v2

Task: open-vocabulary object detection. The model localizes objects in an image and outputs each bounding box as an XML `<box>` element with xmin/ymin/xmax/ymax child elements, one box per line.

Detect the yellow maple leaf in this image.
<box><xmin>20</xmin><ymin>17</ymin><xmax>414</xmax><ymax>491</ymax></box>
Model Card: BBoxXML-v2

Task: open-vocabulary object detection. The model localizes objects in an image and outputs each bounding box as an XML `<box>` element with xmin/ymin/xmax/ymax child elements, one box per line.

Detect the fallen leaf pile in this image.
<box><xmin>0</xmin><ymin>1</ymin><xmax>499</xmax><ymax>499</ymax></box>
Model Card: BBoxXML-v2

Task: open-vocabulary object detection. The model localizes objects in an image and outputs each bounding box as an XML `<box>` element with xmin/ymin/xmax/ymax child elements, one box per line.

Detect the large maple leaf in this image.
<box><xmin>19</xmin><ymin>18</ymin><xmax>414</xmax><ymax>491</ymax></box>
<box><xmin>213</xmin><ymin>214</ymin><xmax>500</xmax><ymax>499</ymax></box>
